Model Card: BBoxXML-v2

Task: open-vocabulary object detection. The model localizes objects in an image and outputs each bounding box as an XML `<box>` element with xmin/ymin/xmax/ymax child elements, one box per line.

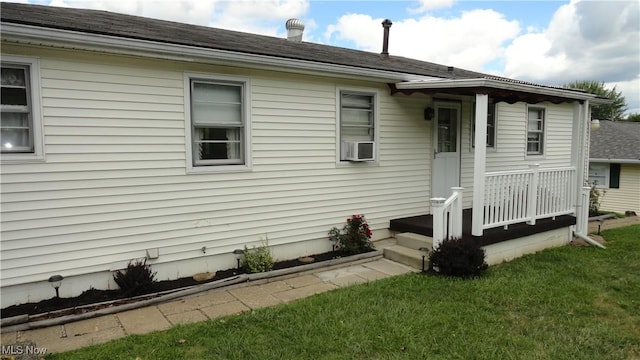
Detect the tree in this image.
<box><xmin>625</xmin><ymin>113</ymin><xmax>640</xmax><ymax>122</ymax></box>
<box><xmin>564</xmin><ymin>80</ymin><xmax>627</xmax><ymax>121</ymax></box>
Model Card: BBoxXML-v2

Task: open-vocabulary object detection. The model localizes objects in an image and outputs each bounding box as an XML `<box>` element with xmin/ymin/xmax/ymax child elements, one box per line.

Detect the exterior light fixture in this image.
<box><xmin>48</xmin><ymin>274</ymin><xmax>64</xmax><ymax>298</ymax></box>
<box><xmin>418</xmin><ymin>247</ymin><xmax>430</xmax><ymax>273</ymax></box>
<box><xmin>329</xmin><ymin>235</ymin><xmax>338</xmax><ymax>253</ymax></box>
<box><xmin>233</xmin><ymin>249</ymin><xmax>244</xmax><ymax>269</ymax></box>
<box><xmin>424</xmin><ymin>107</ymin><xmax>435</xmax><ymax>121</ymax></box>
<box><xmin>591</xmin><ymin>119</ymin><xmax>600</xmax><ymax>130</ymax></box>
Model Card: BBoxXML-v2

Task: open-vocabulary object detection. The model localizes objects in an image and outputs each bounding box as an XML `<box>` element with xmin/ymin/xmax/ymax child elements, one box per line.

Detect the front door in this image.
<box><xmin>432</xmin><ymin>102</ymin><xmax>461</xmax><ymax>198</ymax></box>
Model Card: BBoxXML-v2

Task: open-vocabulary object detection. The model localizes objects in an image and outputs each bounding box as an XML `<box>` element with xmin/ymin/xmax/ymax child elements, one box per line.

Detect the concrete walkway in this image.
<box><xmin>587</xmin><ymin>215</ymin><xmax>640</xmax><ymax>234</ymax></box>
<box><xmin>1</xmin><ymin>257</ymin><xmax>415</xmax><ymax>355</ymax></box>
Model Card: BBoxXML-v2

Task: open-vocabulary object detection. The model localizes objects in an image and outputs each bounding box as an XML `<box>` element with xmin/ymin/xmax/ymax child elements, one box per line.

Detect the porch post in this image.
<box><xmin>570</xmin><ymin>102</ymin><xmax>583</xmax><ymax>210</ymax></box>
<box><xmin>471</xmin><ymin>93</ymin><xmax>488</xmax><ymax>236</ymax></box>
<box><xmin>451</xmin><ymin>186</ymin><xmax>464</xmax><ymax>239</ymax></box>
<box><xmin>431</xmin><ymin>197</ymin><xmax>446</xmax><ymax>248</ymax></box>
<box><xmin>572</xmin><ymin>101</ymin><xmax>590</xmax><ymax>235</ymax></box>
<box><xmin>526</xmin><ymin>164</ymin><xmax>540</xmax><ymax>225</ymax></box>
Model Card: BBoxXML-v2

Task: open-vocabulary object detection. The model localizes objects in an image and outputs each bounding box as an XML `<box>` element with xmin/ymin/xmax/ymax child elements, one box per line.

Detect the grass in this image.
<box><xmin>50</xmin><ymin>225</ymin><xmax>640</xmax><ymax>360</ymax></box>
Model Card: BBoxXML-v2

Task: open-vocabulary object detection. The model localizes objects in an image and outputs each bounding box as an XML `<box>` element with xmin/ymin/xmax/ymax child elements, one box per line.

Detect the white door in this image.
<box><xmin>432</xmin><ymin>102</ymin><xmax>461</xmax><ymax>198</ymax></box>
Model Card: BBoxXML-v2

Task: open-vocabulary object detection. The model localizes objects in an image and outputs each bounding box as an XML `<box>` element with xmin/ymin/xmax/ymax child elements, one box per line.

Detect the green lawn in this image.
<box><xmin>50</xmin><ymin>225</ymin><xmax>640</xmax><ymax>360</ymax></box>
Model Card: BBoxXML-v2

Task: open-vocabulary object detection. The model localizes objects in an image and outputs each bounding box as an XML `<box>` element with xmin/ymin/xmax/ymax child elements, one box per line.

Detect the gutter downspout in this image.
<box><xmin>571</xmin><ymin>100</ymin><xmax>605</xmax><ymax>249</ymax></box>
<box><xmin>574</xmin><ymin>233</ymin><xmax>606</xmax><ymax>249</ymax></box>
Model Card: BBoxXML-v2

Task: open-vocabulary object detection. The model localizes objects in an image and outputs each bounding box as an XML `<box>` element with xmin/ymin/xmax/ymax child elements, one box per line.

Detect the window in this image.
<box><xmin>526</xmin><ymin>106</ymin><xmax>545</xmax><ymax>155</ymax></box>
<box><xmin>588</xmin><ymin>163</ymin><xmax>620</xmax><ymax>189</ymax></box>
<box><xmin>1</xmin><ymin>56</ymin><xmax>43</xmax><ymax>161</ymax></box>
<box><xmin>472</xmin><ymin>100</ymin><xmax>496</xmax><ymax>148</ymax></box>
<box><xmin>185</xmin><ymin>74</ymin><xmax>250</xmax><ymax>171</ymax></box>
<box><xmin>339</xmin><ymin>91</ymin><xmax>376</xmax><ymax>161</ymax></box>
<box><xmin>588</xmin><ymin>163</ymin><xmax>609</xmax><ymax>188</ymax></box>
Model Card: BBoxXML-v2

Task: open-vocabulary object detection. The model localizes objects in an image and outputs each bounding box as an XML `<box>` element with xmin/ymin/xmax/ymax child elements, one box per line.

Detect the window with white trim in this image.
<box><xmin>1</xmin><ymin>57</ymin><xmax>43</xmax><ymax>160</ymax></box>
<box><xmin>186</xmin><ymin>75</ymin><xmax>249</xmax><ymax>170</ymax></box>
<box><xmin>588</xmin><ymin>163</ymin><xmax>621</xmax><ymax>189</ymax></box>
<box><xmin>339</xmin><ymin>91</ymin><xmax>376</xmax><ymax>161</ymax></box>
<box><xmin>526</xmin><ymin>106</ymin><xmax>545</xmax><ymax>155</ymax></box>
<box><xmin>472</xmin><ymin>100</ymin><xmax>496</xmax><ymax>148</ymax></box>
<box><xmin>588</xmin><ymin>163</ymin><xmax>609</xmax><ymax>188</ymax></box>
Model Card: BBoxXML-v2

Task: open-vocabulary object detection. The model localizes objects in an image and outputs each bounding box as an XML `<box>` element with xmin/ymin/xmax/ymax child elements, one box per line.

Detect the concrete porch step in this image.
<box><xmin>383</xmin><ymin>245</ymin><xmax>429</xmax><ymax>272</ymax></box>
<box><xmin>396</xmin><ymin>232</ymin><xmax>433</xmax><ymax>251</ymax></box>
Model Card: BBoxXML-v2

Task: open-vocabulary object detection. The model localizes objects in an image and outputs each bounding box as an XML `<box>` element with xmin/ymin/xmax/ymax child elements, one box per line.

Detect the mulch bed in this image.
<box><xmin>1</xmin><ymin>249</ymin><xmax>368</xmax><ymax>319</ymax></box>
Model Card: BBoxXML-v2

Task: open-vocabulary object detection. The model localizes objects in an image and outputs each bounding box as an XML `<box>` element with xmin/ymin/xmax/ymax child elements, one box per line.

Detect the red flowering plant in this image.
<box><xmin>328</xmin><ymin>214</ymin><xmax>374</xmax><ymax>255</ymax></box>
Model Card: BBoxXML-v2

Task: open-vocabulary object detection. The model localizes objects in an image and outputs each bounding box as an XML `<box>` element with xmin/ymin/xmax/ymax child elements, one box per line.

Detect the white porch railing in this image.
<box><xmin>483</xmin><ymin>165</ymin><xmax>575</xmax><ymax>230</ymax></box>
<box><xmin>430</xmin><ymin>187</ymin><xmax>463</xmax><ymax>248</ymax></box>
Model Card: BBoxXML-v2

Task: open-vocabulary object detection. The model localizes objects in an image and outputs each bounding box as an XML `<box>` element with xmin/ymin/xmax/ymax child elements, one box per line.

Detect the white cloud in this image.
<box><xmin>325</xmin><ymin>9</ymin><xmax>520</xmax><ymax>72</ymax></box>
<box><xmin>208</xmin><ymin>0</ymin><xmax>308</xmax><ymax>37</ymax></box>
<box><xmin>503</xmin><ymin>32</ymin><xmax>569</xmax><ymax>80</ymax></box>
<box><xmin>46</xmin><ymin>0</ymin><xmax>216</xmax><ymax>25</ymax></box>
<box><xmin>408</xmin><ymin>0</ymin><xmax>455</xmax><ymax>13</ymax></box>
<box><xmin>503</xmin><ymin>0</ymin><xmax>639</xmax><ymax>114</ymax></box>
<box><xmin>505</xmin><ymin>0</ymin><xmax>639</xmax><ymax>85</ymax></box>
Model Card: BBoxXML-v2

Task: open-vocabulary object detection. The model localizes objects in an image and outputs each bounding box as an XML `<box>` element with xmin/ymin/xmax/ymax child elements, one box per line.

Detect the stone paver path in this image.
<box><xmin>4</xmin><ymin>217</ymin><xmax>636</xmax><ymax>356</ymax></box>
<box><xmin>1</xmin><ymin>258</ymin><xmax>415</xmax><ymax>355</ymax></box>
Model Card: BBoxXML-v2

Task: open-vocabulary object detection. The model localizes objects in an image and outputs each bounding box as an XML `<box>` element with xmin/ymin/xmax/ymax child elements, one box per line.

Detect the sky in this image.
<box><xmin>15</xmin><ymin>0</ymin><xmax>640</xmax><ymax>115</ymax></box>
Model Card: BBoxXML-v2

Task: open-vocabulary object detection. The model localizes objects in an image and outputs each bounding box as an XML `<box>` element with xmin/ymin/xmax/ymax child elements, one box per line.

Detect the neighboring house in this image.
<box><xmin>0</xmin><ymin>3</ymin><xmax>608</xmax><ymax>307</ymax></box>
<box><xmin>589</xmin><ymin>120</ymin><xmax>640</xmax><ymax>214</ymax></box>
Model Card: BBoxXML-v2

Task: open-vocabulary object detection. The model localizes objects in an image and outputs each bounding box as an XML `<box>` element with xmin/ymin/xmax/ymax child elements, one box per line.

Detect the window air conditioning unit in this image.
<box><xmin>345</xmin><ymin>141</ymin><xmax>375</xmax><ymax>161</ymax></box>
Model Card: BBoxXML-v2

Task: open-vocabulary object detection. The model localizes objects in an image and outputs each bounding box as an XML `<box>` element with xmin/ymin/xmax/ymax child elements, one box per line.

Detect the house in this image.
<box><xmin>589</xmin><ymin>120</ymin><xmax>640</xmax><ymax>214</ymax></box>
<box><xmin>0</xmin><ymin>2</ymin><xmax>608</xmax><ymax>307</ymax></box>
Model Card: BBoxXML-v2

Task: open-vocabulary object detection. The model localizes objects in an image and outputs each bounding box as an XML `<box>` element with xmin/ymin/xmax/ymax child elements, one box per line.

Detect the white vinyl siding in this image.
<box><xmin>0</xmin><ymin>55</ymin><xmax>44</xmax><ymax>161</ymax></box>
<box><xmin>0</xmin><ymin>46</ymin><xmax>429</xmax><ymax>294</ymax></box>
<box><xmin>598</xmin><ymin>164</ymin><xmax>640</xmax><ymax>214</ymax></box>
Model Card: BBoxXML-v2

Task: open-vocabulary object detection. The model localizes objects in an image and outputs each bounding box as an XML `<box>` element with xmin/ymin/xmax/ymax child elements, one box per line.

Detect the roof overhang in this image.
<box><xmin>1</xmin><ymin>22</ymin><xmax>438</xmax><ymax>83</ymax></box>
<box><xmin>393</xmin><ymin>78</ymin><xmax>612</xmax><ymax>105</ymax></box>
<box><xmin>590</xmin><ymin>158</ymin><xmax>640</xmax><ymax>165</ymax></box>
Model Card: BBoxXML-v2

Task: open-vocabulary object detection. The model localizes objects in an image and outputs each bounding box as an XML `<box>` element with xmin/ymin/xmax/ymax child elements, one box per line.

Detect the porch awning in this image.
<box><xmin>391</xmin><ymin>77</ymin><xmax>612</xmax><ymax>105</ymax></box>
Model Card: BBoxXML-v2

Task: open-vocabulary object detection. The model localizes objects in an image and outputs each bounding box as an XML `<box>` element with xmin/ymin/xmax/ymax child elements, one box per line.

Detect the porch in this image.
<box><xmin>389</xmin><ymin>210</ymin><xmax>576</xmax><ymax>247</ymax></box>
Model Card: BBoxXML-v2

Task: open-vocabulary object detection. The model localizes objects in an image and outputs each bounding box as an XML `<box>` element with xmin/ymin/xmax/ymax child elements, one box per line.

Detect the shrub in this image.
<box><xmin>241</xmin><ymin>244</ymin><xmax>274</xmax><ymax>273</ymax></box>
<box><xmin>113</xmin><ymin>259</ymin><xmax>157</xmax><ymax>297</ymax></box>
<box><xmin>428</xmin><ymin>238</ymin><xmax>488</xmax><ymax>278</ymax></box>
<box><xmin>589</xmin><ymin>181</ymin><xmax>606</xmax><ymax>216</ymax></box>
<box><xmin>328</xmin><ymin>214</ymin><xmax>373</xmax><ymax>255</ymax></box>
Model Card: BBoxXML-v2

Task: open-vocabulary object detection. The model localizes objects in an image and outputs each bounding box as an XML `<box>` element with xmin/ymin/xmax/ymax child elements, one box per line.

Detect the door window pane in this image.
<box><xmin>438</xmin><ymin>108</ymin><xmax>457</xmax><ymax>153</ymax></box>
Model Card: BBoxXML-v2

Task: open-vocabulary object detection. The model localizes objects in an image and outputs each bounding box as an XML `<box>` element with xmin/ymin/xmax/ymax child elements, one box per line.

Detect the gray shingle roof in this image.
<box><xmin>590</xmin><ymin>120</ymin><xmax>640</xmax><ymax>161</ymax></box>
<box><xmin>1</xmin><ymin>2</ymin><xmax>486</xmax><ymax>80</ymax></box>
<box><xmin>1</xmin><ymin>2</ymin><xmax>598</xmax><ymax>100</ymax></box>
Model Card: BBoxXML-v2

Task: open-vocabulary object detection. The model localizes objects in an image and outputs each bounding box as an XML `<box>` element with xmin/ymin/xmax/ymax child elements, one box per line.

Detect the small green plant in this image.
<box><xmin>328</xmin><ymin>214</ymin><xmax>373</xmax><ymax>255</ymax></box>
<box><xmin>241</xmin><ymin>243</ymin><xmax>274</xmax><ymax>273</ymax></box>
<box><xmin>589</xmin><ymin>181</ymin><xmax>606</xmax><ymax>216</ymax></box>
<box><xmin>428</xmin><ymin>238</ymin><xmax>488</xmax><ymax>278</ymax></box>
<box><xmin>113</xmin><ymin>259</ymin><xmax>157</xmax><ymax>297</ymax></box>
